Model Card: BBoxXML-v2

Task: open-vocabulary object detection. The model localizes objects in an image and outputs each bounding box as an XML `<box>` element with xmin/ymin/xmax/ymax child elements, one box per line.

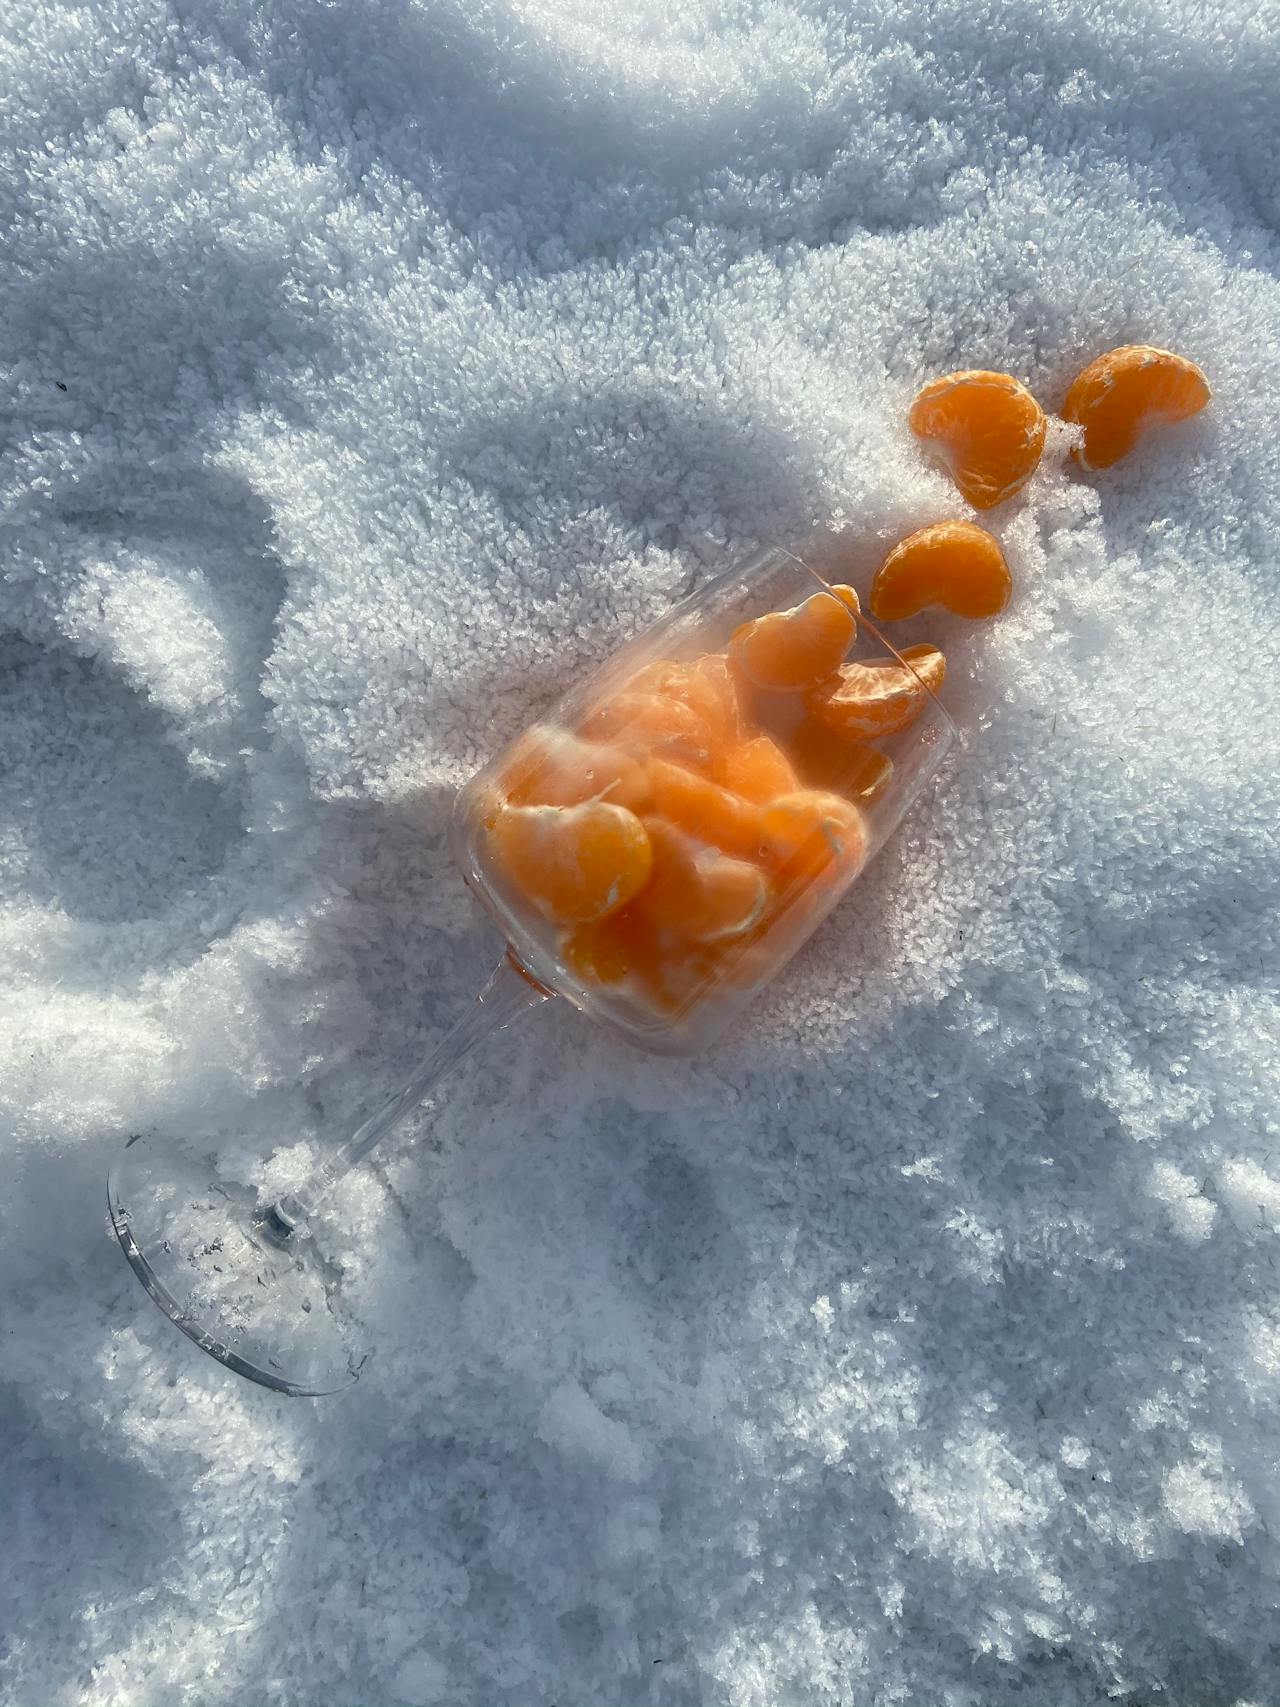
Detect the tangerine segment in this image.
<box><xmin>687</xmin><ymin>652</ymin><xmax>747</xmax><ymax>743</ymax></box>
<box><xmin>645</xmin><ymin>758</ymin><xmax>768</xmax><ymax>862</ymax></box>
<box><xmin>870</xmin><ymin>521</ymin><xmax>1011</xmax><ymax>620</ymax></box>
<box><xmin>717</xmin><ymin>734</ymin><xmax>800</xmax><ymax>804</ymax></box>
<box><xmin>561</xmin><ymin>905</ymin><xmax>658</xmax><ymax>988</ymax></box>
<box><xmin>787</xmin><ymin>716</ymin><xmax>895</xmax><ymax>803</ymax></box>
<box><xmin>1062</xmin><ymin>344</ymin><xmax>1210</xmax><ymax>470</ymax></box>
<box><xmin>909</xmin><ymin>369</ymin><xmax>1046</xmax><ymax>509</ymax></box>
<box><xmin>730</xmin><ymin>585</ymin><xmax>858</xmax><ymax>692</ymax></box>
<box><xmin>640</xmin><ymin>818</ymin><xmax>769</xmax><ymax>943</ymax></box>
<box><xmin>489</xmin><ymin>800</ymin><xmax>653</xmax><ymax>924</ymax></box>
<box><xmin>562</xmin><ymin>911</ymin><xmax>724</xmax><ymax>1017</ymax></box>
<box><xmin>500</xmin><ymin>725</ymin><xmax>648</xmax><ymax>812</ymax></box>
<box><xmin>625</xmin><ymin>657</ymin><xmax>741</xmax><ymax>748</ymax></box>
<box><xmin>807</xmin><ymin>644</ymin><xmax>946</xmax><ymax>739</ymax></box>
<box><xmin>760</xmin><ymin>790</ymin><xmax>868</xmax><ymax>884</ymax></box>
<box><xmin>582</xmin><ymin>691</ymin><xmax>716</xmax><ymax>768</ymax></box>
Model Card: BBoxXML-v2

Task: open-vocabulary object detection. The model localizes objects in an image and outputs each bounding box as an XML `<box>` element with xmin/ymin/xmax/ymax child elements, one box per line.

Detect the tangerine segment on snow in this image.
<box><xmin>639</xmin><ymin>818</ymin><xmax>769</xmax><ymax>943</ymax></box>
<box><xmin>489</xmin><ymin>799</ymin><xmax>653</xmax><ymax>924</ymax></box>
<box><xmin>807</xmin><ymin>644</ymin><xmax>947</xmax><ymax>740</ymax></box>
<box><xmin>909</xmin><ymin>369</ymin><xmax>1046</xmax><ymax>509</ymax></box>
<box><xmin>1062</xmin><ymin>344</ymin><xmax>1210</xmax><ymax>470</ymax></box>
<box><xmin>500</xmin><ymin>726</ymin><xmax>649</xmax><ymax>812</ymax></box>
<box><xmin>870</xmin><ymin>521</ymin><xmax>1011</xmax><ymax>620</ymax></box>
<box><xmin>729</xmin><ymin>585</ymin><xmax>858</xmax><ymax>692</ymax></box>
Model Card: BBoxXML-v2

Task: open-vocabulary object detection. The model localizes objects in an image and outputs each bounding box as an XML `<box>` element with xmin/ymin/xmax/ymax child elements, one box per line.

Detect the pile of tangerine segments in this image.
<box><xmin>481</xmin><ymin>342</ymin><xmax>1210</xmax><ymax>1015</ymax></box>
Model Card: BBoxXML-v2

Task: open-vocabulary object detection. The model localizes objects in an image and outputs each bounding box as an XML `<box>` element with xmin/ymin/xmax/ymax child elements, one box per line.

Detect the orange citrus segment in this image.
<box><xmin>582</xmin><ymin>691</ymin><xmax>717</xmax><ymax>768</ymax></box>
<box><xmin>1062</xmin><ymin>344</ymin><xmax>1210</xmax><ymax>470</ymax></box>
<box><xmin>640</xmin><ymin>818</ymin><xmax>769</xmax><ymax>943</ymax></box>
<box><xmin>807</xmin><ymin>644</ymin><xmax>946</xmax><ymax>739</ymax></box>
<box><xmin>500</xmin><ymin>726</ymin><xmax>649</xmax><ymax>812</ymax></box>
<box><xmin>716</xmin><ymin>734</ymin><xmax>801</xmax><ymax>803</ymax></box>
<box><xmin>730</xmin><ymin>586</ymin><xmax>857</xmax><ymax>692</ymax></box>
<box><xmin>870</xmin><ymin>521</ymin><xmax>1011</xmax><ymax>620</ymax></box>
<box><xmin>686</xmin><ymin>652</ymin><xmax>747</xmax><ymax>743</ymax></box>
<box><xmin>561</xmin><ymin>906</ymin><xmax>656</xmax><ymax>988</ymax></box>
<box><xmin>760</xmin><ymin>790</ymin><xmax>868</xmax><ymax>883</ymax></box>
<box><xmin>562</xmin><ymin>911</ymin><xmax>725</xmax><ymax>1017</ymax></box>
<box><xmin>489</xmin><ymin>800</ymin><xmax>653</xmax><ymax>924</ymax></box>
<box><xmin>645</xmin><ymin>758</ymin><xmax>768</xmax><ymax>861</ymax></box>
<box><xmin>787</xmin><ymin>716</ymin><xmax>894</xmax><ymax>802</ymax></box>
<box><xmin>621</xmin><ymin>658</ymin><xmax>730</xmax><ymax>747</ymax></box>
<box><xmin>909</xmin><ymin>370</ymin><xmax>1046</xmax><ymax>509</ymax></box>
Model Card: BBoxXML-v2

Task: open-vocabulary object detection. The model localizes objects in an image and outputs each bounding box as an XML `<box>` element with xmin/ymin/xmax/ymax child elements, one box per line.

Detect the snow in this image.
<box><xmin>2</xmin><ymin>0</ymin><xmax>1279</xmax><ymax>1700</ymax></box>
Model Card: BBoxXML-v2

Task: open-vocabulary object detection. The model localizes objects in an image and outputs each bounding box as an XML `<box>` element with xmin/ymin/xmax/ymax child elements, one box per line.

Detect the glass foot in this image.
<box><xmin>107</xmin><ymin>1132</ymin><xmax>365</xmax><ymax>1397</ymax></box>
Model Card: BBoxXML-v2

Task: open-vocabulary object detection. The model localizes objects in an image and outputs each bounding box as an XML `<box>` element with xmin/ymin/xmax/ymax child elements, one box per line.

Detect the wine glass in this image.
<box><xmin>108</xmin><ymin>543</ymin><xmax>957</xmax><ymax>1394</ymax></box>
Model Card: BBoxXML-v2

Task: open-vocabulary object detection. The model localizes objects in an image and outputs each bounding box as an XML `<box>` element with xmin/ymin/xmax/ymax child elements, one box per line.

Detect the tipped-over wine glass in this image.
<box><xmin>109</xmin><ymin>543</ymin><xmax>957</xmax><ymax>1394</ymax></box>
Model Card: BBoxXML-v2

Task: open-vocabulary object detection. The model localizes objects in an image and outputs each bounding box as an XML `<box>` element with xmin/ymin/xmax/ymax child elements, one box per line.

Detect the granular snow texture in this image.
<box><xmin>2</xmin><ymin>1</ymin><xmax>1280</xmax><ymax>1702</ymax></box>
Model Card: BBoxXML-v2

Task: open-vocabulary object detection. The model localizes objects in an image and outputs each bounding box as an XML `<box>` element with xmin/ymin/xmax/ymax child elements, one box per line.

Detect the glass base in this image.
<box><xmin>107</xmin><ymin>1132</ymin><xmax>366</xmax><ymax>1397</ymax></box>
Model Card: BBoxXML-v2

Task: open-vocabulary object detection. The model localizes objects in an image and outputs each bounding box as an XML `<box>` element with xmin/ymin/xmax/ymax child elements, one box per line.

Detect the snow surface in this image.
<box><xmin>3</xmin><ymin>0</ymin><xmax>1280</xmax><ymax>1701</ymax></box>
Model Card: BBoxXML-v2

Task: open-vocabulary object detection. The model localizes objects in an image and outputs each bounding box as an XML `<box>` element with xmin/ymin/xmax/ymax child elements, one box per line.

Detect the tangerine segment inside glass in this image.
<box><xmin>451</xmin><ymin>548</ymin><xmax>955</xmax><ymax>1054</ymax></box>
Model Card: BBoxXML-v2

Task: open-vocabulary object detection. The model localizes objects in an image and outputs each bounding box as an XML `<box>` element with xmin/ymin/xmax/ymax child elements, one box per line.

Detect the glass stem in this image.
<box><xmin>257</xmin><ymin>952</ymin><xmax>551</xmax><ymax>1244</ymax></box>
